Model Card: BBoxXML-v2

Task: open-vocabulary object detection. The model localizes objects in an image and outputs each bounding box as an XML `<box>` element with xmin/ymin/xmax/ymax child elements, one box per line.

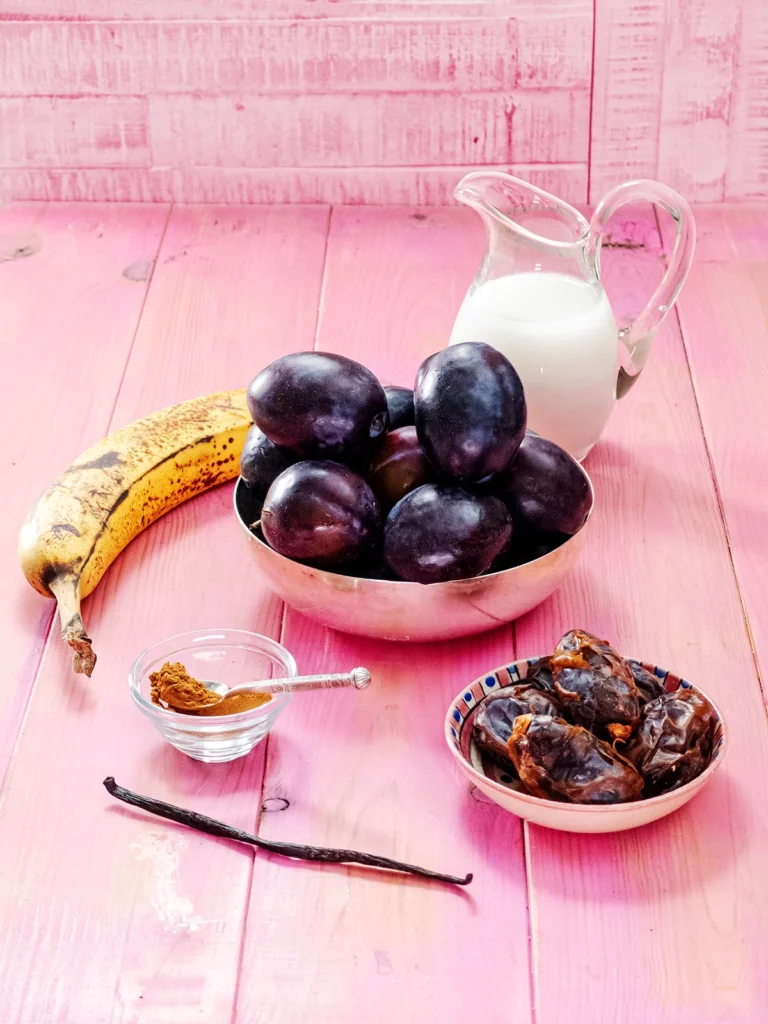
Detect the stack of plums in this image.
<box><xmin>239</xmin><ymin>343</ymin><xmax>591</xmax><ymax>584</ymax></box>
<box><xmin>473</xmin><ymin>629</ymin><xmax>719</xmax><ymax>804</ymax></box>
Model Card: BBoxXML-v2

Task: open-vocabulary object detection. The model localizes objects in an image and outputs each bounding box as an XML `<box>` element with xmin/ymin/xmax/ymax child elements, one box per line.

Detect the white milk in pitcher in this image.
<box><xmin>449</xmin><ymin>271</ymin><xmax>619</xmax><ymax>460</ymax></box>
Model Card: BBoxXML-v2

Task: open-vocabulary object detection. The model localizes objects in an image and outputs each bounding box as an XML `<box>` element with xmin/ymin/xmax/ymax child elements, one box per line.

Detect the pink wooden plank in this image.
<box><xmin>519</xmin><ymin>210</ymin><xmax>768</xmax><ymax>1022</ymax></box>
<box><xmin>657</xmin><ymin>206</ymin><xmax>768</xmax><ymax>265</ymax></box>
<box><xmin>1</xmin><ymin>163</ymin><xmax>590</xmax><ymax>205</ymax></box>
<box><xmin>0</xmin><ymin>201</ymin><xmax>169</xmax><ymax>784</ymax></box>
<box><xmin>3</xmin><ymin>19</ymin><xmax>517</xmax><ymax>95</ymax></box>
<box><xmin>725</xmin><ymin>1</ymin><xmax>768</xmax><ymax>200</ymax></box>
<box><xmin>589</xmin><ymin>0</ymin><xmax>767</xmax><ymax>203</ymax></box>
<box><xmin>235</xmin><ymin>207</ymin><xmax>532</xmax><ymax>1024</ymax></box>
<box><xmin>0</xmin><ymin>96</ymin><xmax>150</xmax><ymax>168</ymax></box>
<box><xmin>0</xmin><ymin>206</ymin><xmax>330</xmax><ymax>1021</ymax></box>
<box><xmin>0</xmin><ymin>0</ymin><xmax>545</xmax><ymax>21</ymax></box>
<box><xmin>657</xmin><ymin>2</ymin><xmax>740</xmax><ymax>203</ymax></box>
<box><xmin>709</xmin><ymin>205</ymin><xmax>768</xmax><ymax>261</ymax></box>
<box><xmin>588</xmin><ymin>0</ymin><xmax>666</xmax><ymax>202</ymax></box>
<box><xmin>659</xmin><ymin>204</ymin><xmax>768</xmax><ymax>727</ymax></box>
<box><xmin>148</xmin><ymin>90</ymin><xmax>589</xmax><ymax>169</ymax></box>
<box><xmin>0</xmin><ymin>11</ymin><xmax>591</xmax><ymax>96</ymax></box>
<box><xmin>517</xmin><ymin>7</ymin><xmax>592</xmax><ymax>88</ymax></box>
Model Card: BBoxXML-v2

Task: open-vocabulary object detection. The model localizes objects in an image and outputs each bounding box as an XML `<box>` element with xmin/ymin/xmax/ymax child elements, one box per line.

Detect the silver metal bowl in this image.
<box><xmin>233</xmin><ymin>471</ymin><xmax>594</xmax><ymax>643</ymax></box>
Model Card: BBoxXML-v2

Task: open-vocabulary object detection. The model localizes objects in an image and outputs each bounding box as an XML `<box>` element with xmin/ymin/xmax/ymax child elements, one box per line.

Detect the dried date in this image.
<box><xmin>552</xmin><ymin>629</ymin><xmax>641</xmax><ymax>743</ymax></box>
<box><xmin>508</xmin><ymin>714</ymin><xmax>644</xmax><ymax>804</ymax></box>
<box><xmin>624</xmin><ymin>688</ymin><xmax>716</xmax><ymax>796</ymax></box>
<box><xmin>524</xmin><ymin>656</ymin><xmax>556</xmax><ymax>694</ymax></box>
<box><xmin>473</xmin><ymin>685</ymin><xmax>562</xmax><ymax>771</ymax></box>
<box><xmin>627</xmin><ymin>659</ymin><xmax>667</xmax><ymax>706</ymax></box>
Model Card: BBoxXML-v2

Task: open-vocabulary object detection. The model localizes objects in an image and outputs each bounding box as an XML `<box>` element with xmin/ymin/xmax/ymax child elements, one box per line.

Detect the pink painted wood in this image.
<box><xmin>6</xmin><ymin>0</ymin><xmax>766</xmax><ymax>203</ymax></box>
<box><xmin>236</xmin><ymin>207</ymin><xmax>532</xmax><ymax>1021</ymax></box>
<box><xmin>660</xmin><ymin>205</ymin><xmax>768</xmax><ymax>730</ymax></box>
<box><xmin>0</xmin><ymin>16</ymin><xmax>588</xmax><ymax>95</ymax></box>
<box><xmin>0</xmin><ymin>0</ymin><xmax>528</xmax><ymax>17</ymax></box>
<box><xmin>0</xmin><ymin>205</ymin><xmax>329</xmax><ymax>1020</ymax></box>
<box><xmin>0</xmin><ymin>201</ymin><xmax>169</xmax><ymax>786</ymax></box>
<box><xmin>518</xmin><ymin>209</ymin><xmax>768</xmax><ymax>1022</ymax></box>
<box><xmin>0</xmin><ymin>97</ymin><xmax>150</xmax><ymax>169</ymax></box>
<box><xmin>146</xmin><ymin>91</ymin><xmax>588</xmax><ymax>169</ymax></box>
<box><xmin>0</xmin><ymin>163</ymin><xmax>590</xmax><ymax>206</ymax></box>
<box><xmin>2</xmin><ymin>202</ymin><xmax>768</xmax><ymax>1022</ymax></box>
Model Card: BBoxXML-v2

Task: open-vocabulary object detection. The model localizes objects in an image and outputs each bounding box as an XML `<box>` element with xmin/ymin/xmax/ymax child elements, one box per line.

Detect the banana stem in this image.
<box><xmin>49</xmin><ymin>575</ymin><xmax>96</xmax><ymax>677</ymax></box>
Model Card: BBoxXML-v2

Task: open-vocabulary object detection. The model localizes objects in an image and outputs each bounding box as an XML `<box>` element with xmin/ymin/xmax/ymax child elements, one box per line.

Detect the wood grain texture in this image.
<box><xmin>519</xmin><ymin>209</ymin><xmax>768</xmax><ymax>1023</ymax></box>
<box><xmin>2</xmin><ymin>200</ymin><xmax>768</xmax><ymax>1020</ymax></box>
<box><xmin>588</xmin><ymin>0</ymin><xmax>667</xmax><ymax>200</ymax></box>
<box><xmin>0</xmin><ymin>201</ymin><xmax>169</xmax><ymax>788</ymax></box>
<box><xmin>589</xmin><ymin>0</ymin><xmax>768</xmax><ymax>203</ymax></box>
<box><xmin>660</xmin><ymin>204</ymin><xmax>768</xmax><ymax>734</ymax></box>
<box><xmin>657</xmin><ymin>2</ymin><xmax>740</xmax><ymax>202</ymax></box>
<box><xmin>2</xmin><ymin>0</ymin><xmax>767</xmax><ymax>202</ymax></box>
<box><xmin>0</xmin><ymin>15</ymin><xmax>586</xmax><ymax>95</ymax></box>
<box><xmin>235</xmin><ymin>207</ymin><xmax>532</xmax><ymax>1024</ymax></box>
<box><xmin>148</xmin><ymin>90</ymin><xmax>589</xmax><ymax>169</ymax></box>
<box><xmin>0</xmin><ymin>206</ymin><xmax>329</xmax><ymax>1021</ymax></box>
<box><xmin>0</xmin><ymin>163</ymin><xmax>589</xmax><ymax>205</ymax></box>
<box><xmin>725</xmin><ymin>0</ymin><xmax>768</xmax><ymax>200</ymax></box>
<box><xmin>0</xmin><ymin>0</ymin><xmax>556</xmax><ymax>21</ymax></box>
<box><xmin>0</xmin><ymin>96</ymin><xmax>150</xmax><ymax>168</ymax></box>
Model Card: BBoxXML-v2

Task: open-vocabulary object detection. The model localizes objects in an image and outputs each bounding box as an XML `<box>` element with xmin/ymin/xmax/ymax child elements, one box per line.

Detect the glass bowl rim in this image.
<box><xmin>129</xmin><ymin>627</ymin><xmax>297</xmax><ymax>724</ymax></box>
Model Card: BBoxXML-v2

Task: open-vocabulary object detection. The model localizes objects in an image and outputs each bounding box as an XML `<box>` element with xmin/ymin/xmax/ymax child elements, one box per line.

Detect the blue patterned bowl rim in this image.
<box><xmin>444</xmin><ymin>655</ymin><xmax>727</xmax><ymax>812</ymax></box>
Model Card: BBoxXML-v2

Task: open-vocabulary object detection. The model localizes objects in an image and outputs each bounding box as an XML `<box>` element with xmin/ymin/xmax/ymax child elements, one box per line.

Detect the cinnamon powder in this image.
<box><xmin>150</xmin><ymin>662</ymin><xmax>218</xmax><ymax>709</ymax></box>
<box><xmin>149</xmin><ymin>661</ymin><xmax>271</xmax><ymax>715</ymax></box>
<box><xmin>197</xmin><ymin>691</ymin><xmax>271</xmax><ymax>716</ymax></box>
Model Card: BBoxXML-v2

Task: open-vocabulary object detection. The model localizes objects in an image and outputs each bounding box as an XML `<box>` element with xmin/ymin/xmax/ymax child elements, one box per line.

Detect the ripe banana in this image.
<box><xmin>19</xmin><ymin>389</ymin><xmax>251</xmax><ymax>677</ymax></box>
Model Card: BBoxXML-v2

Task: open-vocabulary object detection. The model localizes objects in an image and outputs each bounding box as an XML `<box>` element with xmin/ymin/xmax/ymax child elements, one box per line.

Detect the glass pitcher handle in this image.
<box><xmin>587</xmin><ymin>180</ymin><xmax>696</xmax><ymax>398</ymax></box>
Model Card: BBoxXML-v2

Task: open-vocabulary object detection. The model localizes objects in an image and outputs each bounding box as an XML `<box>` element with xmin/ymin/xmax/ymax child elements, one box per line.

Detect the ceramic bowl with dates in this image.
<box><xmin>234</xmin><ymin>345</ymin><xmax>593</xmax><ymax>642</ymax></box>
<box><xmin>445</xmin><ymin>630</ymin><xmax>727</xmax><ymax>833</ymax></box>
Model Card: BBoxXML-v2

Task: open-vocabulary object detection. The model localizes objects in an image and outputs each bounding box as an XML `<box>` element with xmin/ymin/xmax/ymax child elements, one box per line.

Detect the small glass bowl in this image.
<box><xmin>129</xmin><ymin>629</ymin><xmax>297</xmax><ymax>763</ymax></box>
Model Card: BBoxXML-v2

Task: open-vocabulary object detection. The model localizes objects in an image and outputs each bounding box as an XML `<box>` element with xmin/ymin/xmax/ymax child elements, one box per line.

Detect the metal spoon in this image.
<box><xmin>165</xmin><ymin>667</ymin><xmax>371</xmax><ymax>712</ymax></box>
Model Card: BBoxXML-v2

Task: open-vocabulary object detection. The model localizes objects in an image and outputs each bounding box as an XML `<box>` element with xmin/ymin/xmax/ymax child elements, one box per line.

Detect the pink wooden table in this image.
<box><xmin>1</xmin><ymin>200</ymin><xmax>767</xmax><ymax>1023</ymax></box>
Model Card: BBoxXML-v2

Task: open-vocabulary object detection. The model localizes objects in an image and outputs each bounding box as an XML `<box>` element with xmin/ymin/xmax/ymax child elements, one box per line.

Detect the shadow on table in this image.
<box><xmin>140</xmin><ymin>734</ymin><xmax>272</xmax><ymax>797</ymax></box>
<box><xmin>460</xmin><ymin>769</ymin><xmax>745</xmax><ymax>902</ymax></box>
<box><xmin>105</xmin><ymin>800</ymin><xmax>476</xmax><ymax>902</ymax></box>
<box><xmin>588</xmin><ymin>439</ymin><xmax>768</xmax><ymax>556</ymax></box>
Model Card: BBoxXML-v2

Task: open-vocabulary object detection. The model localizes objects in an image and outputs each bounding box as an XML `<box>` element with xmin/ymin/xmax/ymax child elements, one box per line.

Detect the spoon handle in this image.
<box><xmin>228</xmin><ymin>667</ymin><xmax>371</xmax><ymax>696</ymax></box>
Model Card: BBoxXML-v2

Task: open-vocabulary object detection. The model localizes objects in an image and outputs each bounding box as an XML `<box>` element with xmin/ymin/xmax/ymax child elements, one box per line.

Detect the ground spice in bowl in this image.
<box><xmin>149</xmin><ymin>661</ymin><xmax>272</xmax><ymax>715</ymax></box>
<box><xmin>197</xmin><ymin>691</ymin><xmax>271</xmax><ymax>716</ymax></box>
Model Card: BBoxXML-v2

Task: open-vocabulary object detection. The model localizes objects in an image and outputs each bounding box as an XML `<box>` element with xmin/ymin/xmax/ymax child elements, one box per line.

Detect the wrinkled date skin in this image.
<box><xmin>524</xmin><ymin>656</ymin><xmax>556</xmax><ymax>694</ymax></box>
<box><xmin>627</xmin><ymin>659</ymin><xmax>667</xmax><ymax>706</ymax></box>
<box><xmin>472</xmin><ymin>686</ymin><xmax>562</xmax><ymax>771</ymax></box>
<box><xmin>508</xmin><ymin>715</ymin><xmax>644</xmax><ymax>804</ymax></box>
<box><xmin>624</xmin><ymin>689</ymin><xmax>717</xmax><ymax>796</ymax></box>
<box><xmin>552</xmin><ymin>629</ymin><xmax>641</xmax><ymax>743</ymax></box>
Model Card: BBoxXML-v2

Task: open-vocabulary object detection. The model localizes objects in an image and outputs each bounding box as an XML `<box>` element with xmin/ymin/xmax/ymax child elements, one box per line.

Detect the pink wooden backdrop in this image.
<box><xmin>3</xmin><ymin>199</ymin><xmax>768</xmax><ymax>1021</ymax></box>
<box><xmin>1</xmin><ymin>0</ymin><xmax>766</xmax><ymax>204</ymax></box>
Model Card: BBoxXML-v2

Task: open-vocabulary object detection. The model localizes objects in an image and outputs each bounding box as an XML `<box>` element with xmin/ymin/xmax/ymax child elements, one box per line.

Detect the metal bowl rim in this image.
<box><xmin>232</xmin><ymin>461</ymin><xmax>595</xmax><ymax>589</ymax></box>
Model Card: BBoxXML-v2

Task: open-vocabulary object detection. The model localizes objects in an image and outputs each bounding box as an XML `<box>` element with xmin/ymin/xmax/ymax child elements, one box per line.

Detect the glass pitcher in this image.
<box><xmin>448</xmin><ymin>172</ymin><xmax>696</xmax><ymax>461</ymax></box>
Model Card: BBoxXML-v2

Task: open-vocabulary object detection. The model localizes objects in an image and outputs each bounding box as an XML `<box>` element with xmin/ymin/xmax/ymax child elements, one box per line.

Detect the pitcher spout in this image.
<box><xmin>454</xmin><ymin>171</ymin><xmax>589</xmax><ymax>248</ymax></box>
<box><xmin>453</xmin><ymin>171</ymin><xmax>530</xmax><ymax>228</ymax></box>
